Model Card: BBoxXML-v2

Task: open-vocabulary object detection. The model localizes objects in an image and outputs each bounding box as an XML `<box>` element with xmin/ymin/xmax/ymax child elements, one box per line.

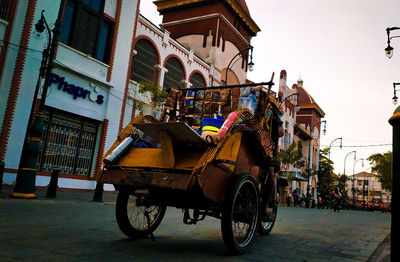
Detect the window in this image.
<box><xmin>189</xmin><ymin>72</ymin><xmax>206</xmax><ymax>88</ymax></box>
<box><xmin>283</xmin><ymin>130</ymin><xmax>288</xmax><ymax>149</ymax></box>
<box><xmin>38</xmin><ymin>107</ymin><xmax>99</xmax><ymax>177</ymax></box>
<box><xmin>0</xmin><ymin>0</ymin><xmax>11</xmax><ymax>21</ymax></box>
<box><xmin>163</xmin><ymin>57</ymin><xmax>185</xmax><ymax>91</ymax></box>
<box><xmin>131</xmin><ymin>39</ymin><xmax>158</xmax><ymax>84</ymax></box>
<box><xmin>60</xmin><ymin>0</ymin><xmax>113</xmax><ymax>63</ymax></box>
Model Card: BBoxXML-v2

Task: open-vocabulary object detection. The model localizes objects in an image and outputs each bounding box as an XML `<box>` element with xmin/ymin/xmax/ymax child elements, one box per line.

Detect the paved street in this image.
<box><xmin>0</xmin><ymin>185</ymin><xmax>390</xmax><ymax>262</ymax></box>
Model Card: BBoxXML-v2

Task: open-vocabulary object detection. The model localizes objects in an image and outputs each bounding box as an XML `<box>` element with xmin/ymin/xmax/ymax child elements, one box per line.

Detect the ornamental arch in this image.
<box><xmin>163</xmin><ymin>56</ymin><xmax>186</xmax><ymax>91</ymax></box>
<box><xmin>189</xmin><ymin>71</ymin><xmax>207</xmax><ymax>88</ymax></box>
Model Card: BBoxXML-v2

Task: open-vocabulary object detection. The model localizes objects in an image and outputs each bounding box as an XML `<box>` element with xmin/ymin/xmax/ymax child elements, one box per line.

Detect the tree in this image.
<box><xmin>136</xmin><ymin>81</ymin><xmax>168</xmax><ymax>115</ymax></box>
<box><xmin>317</xmin><ymin>147</ymin><xmax>335</xmax><ymax>199</ymax></box>
<box><xmin>278</xmin><ymin>141</ymin><xmax>305</xmax><ymax>168</ymax></box>
<box><xmin>367</xmin><ymin>151</ymin><xmax>392</xmax><ymax>192</ymax></box>
<box><xmin>278</xmin><ymin>141</ymin><xmax>305</xmax><ymax>174</ymax></box>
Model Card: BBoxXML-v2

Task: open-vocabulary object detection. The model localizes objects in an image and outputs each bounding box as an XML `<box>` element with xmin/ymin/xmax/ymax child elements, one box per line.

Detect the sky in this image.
<box><xmin>139</xmin><ymin>0</ymin><xmax>399</xmax><ymax>176</ymax></box>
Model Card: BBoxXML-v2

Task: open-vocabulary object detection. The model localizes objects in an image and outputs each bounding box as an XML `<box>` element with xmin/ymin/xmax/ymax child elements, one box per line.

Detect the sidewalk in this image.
<box><xmin>0</xmin><ymin>184</ymin><xmax>117</xmax><ymax>202</ymax></box>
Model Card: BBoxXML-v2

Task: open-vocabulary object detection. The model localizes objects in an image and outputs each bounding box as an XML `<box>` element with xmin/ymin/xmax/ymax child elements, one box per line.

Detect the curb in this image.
<box><xmin>368</xmin><ymin>234</ymin><xmax>391</xmax><ymax>262</ymax></box>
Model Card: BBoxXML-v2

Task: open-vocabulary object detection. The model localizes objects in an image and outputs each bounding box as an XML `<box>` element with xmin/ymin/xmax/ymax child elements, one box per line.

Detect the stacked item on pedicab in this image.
<box><xmin>238</xmin><ymin>86</ymin><xmax>258</xmax><ymax>115</ymax></box>
<box><xmin>161</xmin><ymin>86</ymin><xmax>259</xmax><ymax>143</ymax></box>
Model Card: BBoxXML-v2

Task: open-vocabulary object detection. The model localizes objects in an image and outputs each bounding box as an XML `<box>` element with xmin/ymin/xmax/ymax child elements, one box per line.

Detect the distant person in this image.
<box><xmin>292</xmin><ymin>189</ymin><xmax>299</xmax><ymax>207</ymax></box>
<box><xmin>333</xmin><ymin>187</ymin><xmax>342</xmax><ymax>212</ymax></box>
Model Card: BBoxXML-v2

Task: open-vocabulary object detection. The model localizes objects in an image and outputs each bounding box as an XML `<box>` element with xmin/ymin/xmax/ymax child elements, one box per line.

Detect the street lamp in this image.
<box><xmin>352</xmin><ymin>158</ymin><xmax>364</xmax><ymax>204</ymax></box>
<box><xmin>328</xmin><ymin>137</ymin><xmax>342</xmax><ymax>160</ymax></box>
<box><xmin>225</xmin><ymin>45</ymin><xmax>254</xmax><ymax>85</ymax></box>
<box><xmin>10</xmin><ymin>3</ymin><xmax>66</xmax><ymax>199</ymax></box>
<box><xmin>392</xmin><ymin>82</ymin><xmax>400</xmax><ymax>105</ymax></box>
<box><xmin>385</xmin><ymin>27</ymin><xmax>400</xmax><ymax>58</ymax></box>
<box><xmin>343</xmin><ymin>150</ymin><xmax>356</xmax><ymax>176</ymax></box>
<box><xmin>279</xmin><ymin>92</ymin><xmax>300</xmax><ymax>112</ymax></box>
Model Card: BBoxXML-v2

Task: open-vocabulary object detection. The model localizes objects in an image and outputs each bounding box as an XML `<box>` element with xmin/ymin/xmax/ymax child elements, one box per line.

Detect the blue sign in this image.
<box><xmin>49</xmin><ymin>73</ymin><xmax>104</xmax><ymax>105</ymax></box>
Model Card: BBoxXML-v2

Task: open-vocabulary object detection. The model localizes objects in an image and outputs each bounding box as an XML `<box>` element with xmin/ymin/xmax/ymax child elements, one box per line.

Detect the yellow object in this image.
<box><xmin>202</xmin><ymin>126</ymin><xmax>220</xmax><ymax>133</ymax></box>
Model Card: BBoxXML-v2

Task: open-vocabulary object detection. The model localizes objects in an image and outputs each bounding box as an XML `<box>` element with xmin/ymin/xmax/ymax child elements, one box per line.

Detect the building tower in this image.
<box><xmin>154</xmin><ymin>0</ymin><xmax>260</xmax><ymax>85</ymax></box>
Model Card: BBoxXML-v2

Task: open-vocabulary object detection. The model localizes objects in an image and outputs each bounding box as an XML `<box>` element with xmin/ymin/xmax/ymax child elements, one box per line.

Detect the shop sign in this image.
<box><xmin>48</xmin><ymin>73</ymin><xmax>104</xmax><ymax>105</ymax></box>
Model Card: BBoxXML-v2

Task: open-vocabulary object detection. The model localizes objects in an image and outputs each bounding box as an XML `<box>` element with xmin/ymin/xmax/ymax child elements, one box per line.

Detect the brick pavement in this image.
<box><xmin>0</xmin><ymin>185</ymin><xmax>391</xmax><ymax>261</ymax></box>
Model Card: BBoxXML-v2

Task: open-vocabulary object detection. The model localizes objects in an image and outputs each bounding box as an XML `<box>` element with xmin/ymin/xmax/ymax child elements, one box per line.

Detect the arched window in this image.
<box><xmin>163</xmin><ymin>57</ymin><xmax>185</xmax><ymax>91</ymax></box>
<box><xmin>190</xmin><ymin>72</ymin><xmax>206</xmax><ymax>88</ymax></box>
<box><xmin>131</xmin><ymin>39</ymin><xmax>158</xmax><ymax>84</ymax></box>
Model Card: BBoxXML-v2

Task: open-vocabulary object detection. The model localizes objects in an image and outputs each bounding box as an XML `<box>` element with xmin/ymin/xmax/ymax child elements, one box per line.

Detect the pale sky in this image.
<box><xmin>139</xmin><ymin>0</ymin><xmax>398</xmax><ymax>176</ymax></box>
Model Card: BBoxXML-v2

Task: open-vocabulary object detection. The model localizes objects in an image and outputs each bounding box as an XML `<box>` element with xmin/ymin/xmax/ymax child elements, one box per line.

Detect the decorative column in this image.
<box><xmin>154</xmin><ymin>64</ymin><xmax>168</xmax><ymax>89</ymax></box>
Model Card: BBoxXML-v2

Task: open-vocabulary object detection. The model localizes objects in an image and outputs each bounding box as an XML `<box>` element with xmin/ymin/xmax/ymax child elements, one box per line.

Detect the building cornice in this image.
<box><xmin>154</xmin><ymin>0</ymin><xmax>260</xmax><ymax>35</ymax></box>
<box><xmin>294</xmin><ymin>123</ymin><xmax>312</xmax><ymax>140</ymax></box>
<box><xmin>160</xmin><ymin>12</ymin><xmax>250</xmax><ymax>46</ymax></box>
<box><xmin>299</xmin><ymin>103</ymin><xmax>326</xmax><ymax>118</ymax></box>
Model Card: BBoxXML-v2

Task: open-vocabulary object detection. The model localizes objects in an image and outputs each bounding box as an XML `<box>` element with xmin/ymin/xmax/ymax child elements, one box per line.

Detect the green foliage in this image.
<box><xmin>317</xmin><ymin>147</ymin><xmax>335</xmax><ymax>198</ymax></box>
<box><xmin>286</xmin><ymin>173</ymin><xmax>293</xmax><ymax>184</ymax></box>
<box><xmin>278</xmin><ymin>141</ymin><xmax>305</xmax><ymax>169</ymax></box>
<box><xmin>367</xmin><ymin>151</ymin><xmax>392</xmax><ymax>192</ymax></box>
<box><xmin>138</xmin><ymin>81</ymin><xmax>168</xmax><ymax>107</ymax></box>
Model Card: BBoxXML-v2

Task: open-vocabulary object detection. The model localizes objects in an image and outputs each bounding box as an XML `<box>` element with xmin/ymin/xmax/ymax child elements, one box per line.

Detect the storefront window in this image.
<box><xmin>131</xmin><ymin>39</ymin><xmax>158</xmax><ymax>84</ymax></box>
<box><xmin>60</xmin><ymin>0</ymin><xmax>113</xmax><ymax>64</ymax></box>
<box><xmin>163</xmin><ymin>57</ymin><xmax>185</xmax><ymax>91</ymax></box>
<box><xmin>38</xmin><ymin>107</ymin><xmax>99</xmax><ymax>177</ymax></box>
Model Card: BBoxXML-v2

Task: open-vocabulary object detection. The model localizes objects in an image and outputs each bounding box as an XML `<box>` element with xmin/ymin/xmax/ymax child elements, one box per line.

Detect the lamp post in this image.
<box><xmin>328</xmin><ymin>137</ymin><xmax>342</xmax><ymax>160</ymax></box>
<box><xmin>10</xmin><ymin>2</ymin><xmax>65</xmax><ymax>198</ymax></box>
<box><xmin>385</xmin><ymin>27</ymin><xmax>400</xmax><ymax>58</ymax></box>
<box><xmin>224</xmin><ymin>45</ymin><xmax>254</xmax><ymax>85</ymax></box>
<box><xmin>352</xmin><ymin>158</ymin><xmax>364</xmax><ymax>205</ymax></box>
<box><xmin>392</xmin><ymin>82</ymin><xmax>400</xmax><ymax>105</ymax></box>
<box><xmin>279</xmin><ymin>92</ymin><xmax>300</xmax><ymax>113</ymax></box>
<box><xmin>343</xmin><ymin>150</ymin><xmax>356</xmax><ymax>176</ymax></box>
<box><xmin>385</xmin><ymin>26</ymin><xmax>399</xmax><ymax>261</ymax></box>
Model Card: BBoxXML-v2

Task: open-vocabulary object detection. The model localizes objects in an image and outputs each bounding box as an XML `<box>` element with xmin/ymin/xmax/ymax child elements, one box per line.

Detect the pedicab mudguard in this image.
<box><xmin>98</xmin><ymin>168</ymin><xmax>196</xmax><ymax>191</ymax></box>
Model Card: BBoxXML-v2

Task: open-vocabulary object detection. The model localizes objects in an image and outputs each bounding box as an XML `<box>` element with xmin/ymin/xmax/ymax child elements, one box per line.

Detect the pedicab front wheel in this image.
<box><xmin>221</xmin><ymin>174</ymin><xmax>259</xmax><ymax>254</ymax></box>
<box><xmin>258</xmin><ymin>202</ymin><xmax>277</xmax><ymax>235</ymax></box>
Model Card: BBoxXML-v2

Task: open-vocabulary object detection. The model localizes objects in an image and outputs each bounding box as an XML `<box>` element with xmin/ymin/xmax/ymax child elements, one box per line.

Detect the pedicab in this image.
<box><xmin>98</xmin><ymin>73</ymin><xmax>283</xmax><ymax>254</ymax></box>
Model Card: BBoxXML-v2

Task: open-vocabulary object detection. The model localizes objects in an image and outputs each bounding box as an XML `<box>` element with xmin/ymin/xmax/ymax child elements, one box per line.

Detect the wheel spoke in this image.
<box><xmin>126</xmin><ymin>195</ymin><xmax>161</xmax><ymax>230</ymax></box>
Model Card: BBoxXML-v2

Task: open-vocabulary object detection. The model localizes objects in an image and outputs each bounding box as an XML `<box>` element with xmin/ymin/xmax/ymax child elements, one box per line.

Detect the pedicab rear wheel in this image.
<box><xmin>221</xmin><ymin>174</ymin><xmax>259</xmax><ymax>254</ymax></box>
<box><xmin>115</xmin><ymin>189</ymin><xmax>166</xmax><ymax>239</ymax></box>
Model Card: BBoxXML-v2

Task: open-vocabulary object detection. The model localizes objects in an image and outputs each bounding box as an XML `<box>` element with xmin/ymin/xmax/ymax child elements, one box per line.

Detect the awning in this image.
<box><xmin>279</xmin><ymin>171</ymin><xmax>307</xmax><ymax>181</ymax></box>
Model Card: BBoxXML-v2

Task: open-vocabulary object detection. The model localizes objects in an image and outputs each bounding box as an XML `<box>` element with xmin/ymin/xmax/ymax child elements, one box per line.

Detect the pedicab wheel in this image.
<box><xmin>221</xmin><ymin>174</ymin><xmax>259</xmax><ymax>255</ymax></box>
<box><xmin>258</xmin><ymin>201</ymin><xmax>277</xmax><ymax>235</ymax></box>
<box><xmin>115</xmin><ymin>190</ymin><xmax>166</xmax><ymax>239</ymax></box>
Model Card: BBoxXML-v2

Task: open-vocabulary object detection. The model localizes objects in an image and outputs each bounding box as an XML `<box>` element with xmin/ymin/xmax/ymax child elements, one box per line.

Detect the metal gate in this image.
<box><xmin>38</xmin><ymin>107</ymin><xmax>99</xmax><ymax>176</ymax></box>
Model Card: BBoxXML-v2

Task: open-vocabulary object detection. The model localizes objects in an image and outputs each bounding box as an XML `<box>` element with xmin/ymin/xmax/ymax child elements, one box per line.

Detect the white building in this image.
<box><xmin>346</xmin><ymin>172</ymin><xmax>391</xmax><ymax>203</ymax></box>
<box><xmin>0</xmin><ymin>0</ymin><xmax>258</xmax><ymax>190</ymax></box>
